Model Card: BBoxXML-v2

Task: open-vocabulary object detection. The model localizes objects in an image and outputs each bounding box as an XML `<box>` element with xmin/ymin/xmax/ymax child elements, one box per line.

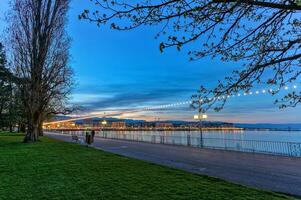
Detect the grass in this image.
<box><xmin>0</xmin><ymin>135</ymin><xmax>295</xmax><ymax>200</ymax></box>
<box><xmin>0</xmin><ymin>132</ymin><xmax>24</xmax><ymax>137</ymax></box>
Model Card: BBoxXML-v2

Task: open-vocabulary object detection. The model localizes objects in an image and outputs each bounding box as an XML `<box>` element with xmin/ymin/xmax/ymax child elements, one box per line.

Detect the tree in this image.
<box><xmin>0</xmin><ymin>43</ymin><xmax>12</xmax><ymax>130</ymax></box>
<box><xmin>80</xmin><ymin>0</ymin><xmax>301</xmax><ymax>111</ymax></box>
<box><xmin>0</xmin><ymin>43</ymin><xmax>25</xmax><ymax>132</ymax></box>
<box><xmin>8</xmin><ymin>0</ymin><xmax>73</xmax><ymax>142</ymax></box>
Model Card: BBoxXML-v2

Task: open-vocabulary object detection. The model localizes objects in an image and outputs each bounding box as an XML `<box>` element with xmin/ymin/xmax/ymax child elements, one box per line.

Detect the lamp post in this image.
<box><xmin>194</xmin><ymin>113</ymin><xmax>208</xmax><ymax>148</ymax></box>
<box><xmin>101</xmin><ymin>120</ymin><xmax>107</xmax><ymax>126</ymax></box>
<box><xmin>101</xmin><ymin>120</ymin><xmax>107</xmax><ymax>137</ymax></box>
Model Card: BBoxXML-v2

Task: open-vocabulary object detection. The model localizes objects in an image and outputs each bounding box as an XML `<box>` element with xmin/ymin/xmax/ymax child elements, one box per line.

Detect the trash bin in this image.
<box><xmin>88</xmin><ymin>135</ymin><xmax>92</xmax><ymax>144</ymax></box>
<box><xmin>86</xmin><ymin>131</ymin><xmax>92</xmax><ymax>145</ymax></box>
<box><xmin>91</xmin><ymin>130</ymin><xmax>95</xmax><ymax>143</ymax></box>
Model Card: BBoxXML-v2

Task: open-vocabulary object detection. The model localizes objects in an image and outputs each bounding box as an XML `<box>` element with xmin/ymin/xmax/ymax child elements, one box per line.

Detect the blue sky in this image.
<box><xmin>1</xmin><ymin>0</ymin><xmax>300</xmax><ymax>123</ymax></box>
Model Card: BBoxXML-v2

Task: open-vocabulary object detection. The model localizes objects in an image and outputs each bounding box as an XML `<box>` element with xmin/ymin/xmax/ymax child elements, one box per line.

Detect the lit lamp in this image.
<box><xmin>193</xmin><ymin>113</ymin><xmax>208</xmax><ymax>148</ymax></box>
<box><xmin>193</xmin><ymin>114</ymin><xmax>208</xmax><ymax>120</ymax></box>
<box><xmin>101</xmin><ymin>120</ymin><xmax>107</xmax><ymax>137</ymax></box>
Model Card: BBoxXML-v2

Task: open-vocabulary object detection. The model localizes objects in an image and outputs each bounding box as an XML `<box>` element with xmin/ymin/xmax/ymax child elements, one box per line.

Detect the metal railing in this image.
<box><xmin>49</xmin><ymin>130</ymin><xmax>301</xmax><ymax>157</ymax></box>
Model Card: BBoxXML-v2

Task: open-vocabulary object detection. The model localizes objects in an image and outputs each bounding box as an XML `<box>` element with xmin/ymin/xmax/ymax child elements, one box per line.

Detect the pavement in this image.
<box><xmin>46</xmin><ymin>132</ymin><xmax>301</xmax><ymax>197</ymax></box>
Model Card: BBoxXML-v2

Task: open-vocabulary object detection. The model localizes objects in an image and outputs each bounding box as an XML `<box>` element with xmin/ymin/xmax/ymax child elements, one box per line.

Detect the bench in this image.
<box><xmin>71</xmin><ymin>135</ymin><xmax>79</xmax><ymax>142</ymax></box>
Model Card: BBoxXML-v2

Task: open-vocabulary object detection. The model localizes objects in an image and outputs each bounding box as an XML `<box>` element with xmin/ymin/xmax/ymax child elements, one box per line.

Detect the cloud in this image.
<box><xmin>73</xmin><ymin>86</ymin><xmax>194</xmax><ymax>111</ymax></box>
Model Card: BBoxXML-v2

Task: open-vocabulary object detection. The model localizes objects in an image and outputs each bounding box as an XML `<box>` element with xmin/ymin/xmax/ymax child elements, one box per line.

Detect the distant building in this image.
<box><xmin>44</xmin><ymin>121</ymin><xmax>77</xmax><ymax>129</ymax></box>
<box><xmin>155</xmin><ymin>122</ymin><xmax>173</xmax><ymax>128</ymax></box>
<box><xmin>111</xmin><ymin>121</ymin><xmax>126</xmax><ymax>128</ymax></box>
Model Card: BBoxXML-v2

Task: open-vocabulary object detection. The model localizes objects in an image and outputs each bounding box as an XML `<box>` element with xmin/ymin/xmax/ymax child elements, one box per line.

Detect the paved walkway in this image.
<box><xmin>46</xmin><ymin>133</ymin><xmax>301</xmax><ymax>196</ymax></box>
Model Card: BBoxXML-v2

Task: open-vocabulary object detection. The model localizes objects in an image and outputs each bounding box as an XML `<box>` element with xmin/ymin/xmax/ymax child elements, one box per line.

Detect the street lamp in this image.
<box><xmin>101</xmin><ymin>120</ymin><xmax>107</xmax><ymax>125</ymax></box>
<box><xmin>193</xmin><ymin>113</ymin><xmax>208</xmax><ymax>148</ymax></box>
<box><xmin>101</xmin><ymin>120</ymin><xmax>107</xmax><ymax>137</ymax></box>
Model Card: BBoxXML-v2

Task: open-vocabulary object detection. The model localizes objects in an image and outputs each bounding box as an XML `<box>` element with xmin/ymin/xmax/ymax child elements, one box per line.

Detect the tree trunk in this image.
<box><xmin>17</xmin><ymin>121</ymin><xmax>21</xmax><ymax>132</ymax></box>
<box><xmin>38</xmin><ymin>118</ymin><xmax>43</xmax><ymax>136</ymax></box>
<box><xmin>23</xmin><ymin>114</ymin><xmax>40</xmax><ymax>143</ymax></box>
<box><xmin>20</xmin><ymin>123</ymin><xmax>26</xmax><ymax>133</ymax></box>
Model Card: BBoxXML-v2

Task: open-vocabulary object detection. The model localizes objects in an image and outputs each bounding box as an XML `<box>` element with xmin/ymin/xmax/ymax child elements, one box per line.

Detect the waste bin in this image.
<box><xmin>85</xmin><ymin>131</ymin><xmax>92</xmax><ymax>145</ymax></box>
<box><xmin>91</xmin><ymin>130</ymin><xmax>95</xmax><ymax>143</ymax></box>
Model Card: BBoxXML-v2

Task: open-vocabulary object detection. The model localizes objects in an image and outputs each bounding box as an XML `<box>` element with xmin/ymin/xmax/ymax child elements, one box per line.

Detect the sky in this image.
<box><xmin>0</xmin><ymin>0</ymin><xmax>300</xmax><ymax>123</ymax></box>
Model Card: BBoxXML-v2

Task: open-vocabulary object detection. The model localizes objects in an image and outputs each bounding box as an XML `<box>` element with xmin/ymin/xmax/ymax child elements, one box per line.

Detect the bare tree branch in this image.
<box><xmin>80</xmin><ymin>0</ymin><xmax>301</xmax><ymax>111</ymax></box>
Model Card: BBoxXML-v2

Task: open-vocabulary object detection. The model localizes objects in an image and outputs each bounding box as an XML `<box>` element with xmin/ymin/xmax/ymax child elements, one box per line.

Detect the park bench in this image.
<box><xmin>71</xmin><ymin>135</ymin><xmax>79</xmax><ymax>142</ymax></box>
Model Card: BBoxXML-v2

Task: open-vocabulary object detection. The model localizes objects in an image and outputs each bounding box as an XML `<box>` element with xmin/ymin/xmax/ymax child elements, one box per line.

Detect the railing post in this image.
<box><xmin>187</xmin><ymin>134</ymin><xmax>191</xmax><ymax>146</ymax></box>
<box><xmin>288</xmin><ymin>142</ymin><xmax>292</xmax><ymax>157</ymax></box>
<box><xmin>160</xmin><ymin>136</ymin><xmax>165</xmax><ymax>144</ymax></box>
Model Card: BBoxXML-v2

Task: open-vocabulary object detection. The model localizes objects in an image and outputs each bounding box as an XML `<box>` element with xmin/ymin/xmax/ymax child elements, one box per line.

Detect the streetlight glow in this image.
<box><xmin>193</xmin><ymin>114</ymin><xmax>208</xmax><ymax>120</ymax></box>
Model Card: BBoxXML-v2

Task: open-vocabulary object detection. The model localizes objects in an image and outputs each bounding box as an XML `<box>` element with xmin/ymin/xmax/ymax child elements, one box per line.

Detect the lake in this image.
<box><xmin>95</xmin><ymin>130</ymin><xmax>301</xmax><ymax>142</ymax></box>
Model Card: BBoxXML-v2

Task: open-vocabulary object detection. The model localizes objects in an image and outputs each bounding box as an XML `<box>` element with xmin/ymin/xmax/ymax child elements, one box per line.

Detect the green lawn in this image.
<box><xmin>0</xmin><ymin>135</ymin><xmax>295</xmax><ymax>200</ymax></box>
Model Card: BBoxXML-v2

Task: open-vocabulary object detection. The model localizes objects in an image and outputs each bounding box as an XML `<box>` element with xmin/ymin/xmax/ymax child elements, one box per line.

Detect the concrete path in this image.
<box><xmin>46</xmin><ymin>133</ymin><xmax>301</xmax><ymax>196</ymax></box>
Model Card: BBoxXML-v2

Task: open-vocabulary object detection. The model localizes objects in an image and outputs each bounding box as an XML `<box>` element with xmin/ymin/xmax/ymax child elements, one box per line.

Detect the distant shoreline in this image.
<box><xmin>242</xmin><ymin>128</ymin><xmax>301</xmax><ymax>132</ymax></box>
<box><xmin>45</xmin><ymin>127</ymin><xmax>301</xmax><ymax>132</ymax></box>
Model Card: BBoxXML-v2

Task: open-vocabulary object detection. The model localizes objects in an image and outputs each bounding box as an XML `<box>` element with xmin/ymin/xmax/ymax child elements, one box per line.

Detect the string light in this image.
<box><xmin>44</xmin><ymin>84</ymin><xmax>300</xmax><ymax>125</ymax></box>
<box><xmin>143</xmin><ymin>84</ymin><xmax>300</xmax><ymax>111</ymax></box>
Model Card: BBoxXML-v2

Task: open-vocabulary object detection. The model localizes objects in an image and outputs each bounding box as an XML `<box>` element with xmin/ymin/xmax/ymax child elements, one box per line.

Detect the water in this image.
<box><xmin>97</xmin><ymin>130</ymin><xmax>301</xmax><ymax>143</ymax></box>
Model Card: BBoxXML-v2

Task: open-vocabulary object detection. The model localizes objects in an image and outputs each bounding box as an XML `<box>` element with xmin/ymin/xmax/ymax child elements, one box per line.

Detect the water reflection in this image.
<box><xmin>99</xmin><ymin>130</ymin><xmax>301</xmax><ymax>142</ymax></box>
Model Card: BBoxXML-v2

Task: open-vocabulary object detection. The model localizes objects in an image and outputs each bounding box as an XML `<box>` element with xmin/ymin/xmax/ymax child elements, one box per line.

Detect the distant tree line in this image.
<box><xmin>0</xmin><ymin>43</ymin><xmax>26</xmax><ymax>132</ymax></box>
